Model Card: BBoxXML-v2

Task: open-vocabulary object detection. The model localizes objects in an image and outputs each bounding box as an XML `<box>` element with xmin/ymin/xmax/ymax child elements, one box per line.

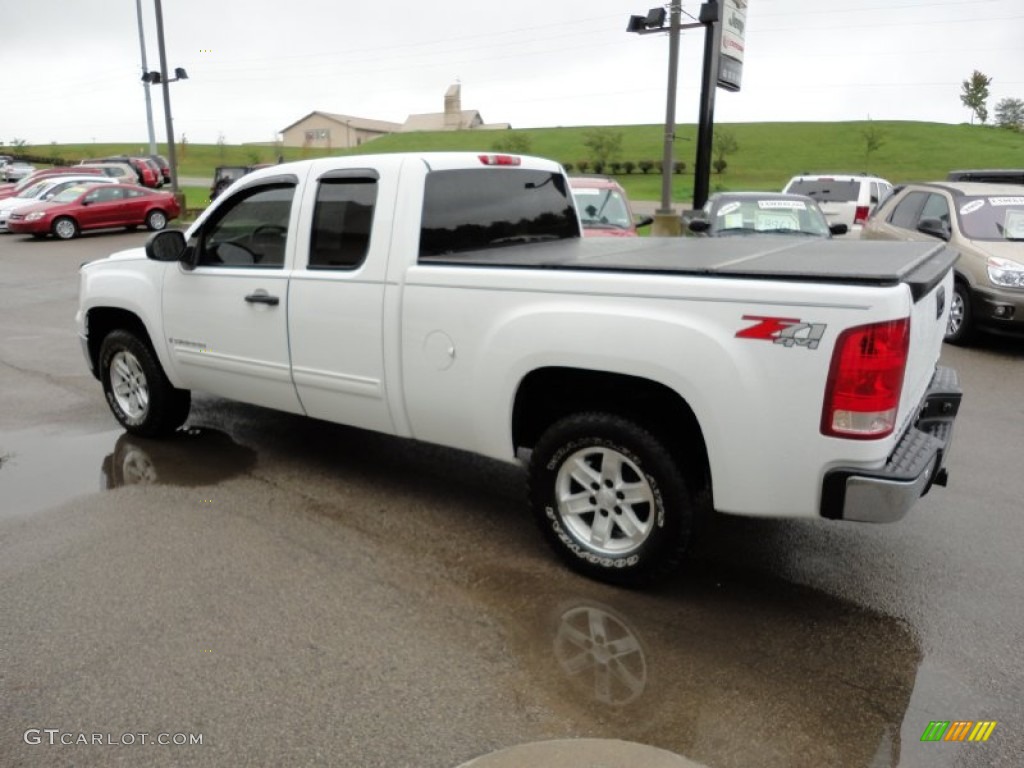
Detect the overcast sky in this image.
<box><xmin>3</xmin><ymin>0</ymin><xmax>1022</xmax><ymax>147</ymax></box>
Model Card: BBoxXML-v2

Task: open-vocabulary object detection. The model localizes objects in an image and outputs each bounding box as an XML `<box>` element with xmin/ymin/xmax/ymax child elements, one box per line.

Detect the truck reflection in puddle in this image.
<box><xmin>101</xmin><ymin>427</ymin><xmax>257</xmax><ymax>489</ymax></box>
<box><xmin>467</xmin><ymin>564</ymin><xmax>921</xmax><ymax>768</ymax></box>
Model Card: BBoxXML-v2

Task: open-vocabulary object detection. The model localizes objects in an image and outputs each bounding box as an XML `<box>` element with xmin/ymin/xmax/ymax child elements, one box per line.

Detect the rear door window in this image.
<box><xmin>419</xmin><ymin>168</ymin><xmax>578</xmax><ymax>258</ymax></box>
<box><xmin>786</xmin><ymin>179</ymin><xmax>860</xmax><ymax>203</ymax></box>
<box><xmin>308</xmin><ymin>174</ymin><xmax>378</xmax><ymax>270</ymax></box>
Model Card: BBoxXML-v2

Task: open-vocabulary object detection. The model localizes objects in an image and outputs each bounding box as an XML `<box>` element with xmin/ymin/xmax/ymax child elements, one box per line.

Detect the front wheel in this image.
<box><xmin>145</xmin><ymin>209</ymin><xmax>168</xmax><ymax>231</ymax></box>
<box><xmin>52</xmin><ymin>216</ymin><xmax>79</xmax><ymax>240</ymax></box>
<box><xmin>99</xmin><ymin>330</ymin><xmax>191</xmax><ymax>436</ymax></box>
<box><xmin>529</xmin><ymin>413</ymin><xmax>694</xmax><ymax>586</ymax></box>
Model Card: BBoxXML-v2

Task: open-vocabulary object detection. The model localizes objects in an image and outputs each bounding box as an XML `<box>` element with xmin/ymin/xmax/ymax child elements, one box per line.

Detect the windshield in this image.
<box><xmin>51</xmin><ymin>185</ymin><xmax>90</xmax><ymax>203</ymax></box>
<box><xmin>572</xmin><ymin>187</ymin><xmax>632</xmax><ymax>229</ymax></box>
<box><xmin>709</xmin><ymin>198</ymin><xmax>831</xmax><ymax>236</ymax></box>
<box><xmin>956</xmin><ymin>195</ymin><xmax>1024</xmax><ymax>241</ymax></box>
<box><xmin>16</xmin><ymin>181</ymin><xmax>51</xmax><ymax>199</ymax></box>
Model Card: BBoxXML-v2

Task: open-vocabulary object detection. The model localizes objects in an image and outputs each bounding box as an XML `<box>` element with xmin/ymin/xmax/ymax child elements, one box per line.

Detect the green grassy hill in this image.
<box><xmin>27</xmin><ymin>121</ymin><xmax>1024</xmax><ymax>206</ymax></box>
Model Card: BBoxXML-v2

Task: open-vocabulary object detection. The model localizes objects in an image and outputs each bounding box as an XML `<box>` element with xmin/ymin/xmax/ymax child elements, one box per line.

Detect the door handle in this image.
<box><xmin>244</xmin><ymin>291</ymin><xmax>279</xmax><ymax>306</ymax></box>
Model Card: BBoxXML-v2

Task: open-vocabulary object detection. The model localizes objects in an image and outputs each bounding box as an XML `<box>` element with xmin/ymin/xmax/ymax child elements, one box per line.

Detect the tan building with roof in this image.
<box><xmin>279</xmin><ymin>112</ymin><xmax>402</xmax><ymax>150</ymax></box>
<box><xmin>278</xmin><ymin>84</ymin><xmax>508</xmax><ymax>148</ymax></box>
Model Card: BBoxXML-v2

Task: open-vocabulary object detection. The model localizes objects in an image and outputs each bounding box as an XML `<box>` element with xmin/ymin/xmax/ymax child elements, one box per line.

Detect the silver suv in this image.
<box><xmin>782</xmin><ymin>173</ymin><xmax>893</xmax><ymax>235</ymax></box>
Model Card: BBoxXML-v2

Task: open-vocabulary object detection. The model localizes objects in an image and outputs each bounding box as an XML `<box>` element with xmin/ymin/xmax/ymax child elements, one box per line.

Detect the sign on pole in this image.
<box><xmin>718</xmin><ymin>0</ymin><xmax>747</xmax><ymax>92</ymax></box>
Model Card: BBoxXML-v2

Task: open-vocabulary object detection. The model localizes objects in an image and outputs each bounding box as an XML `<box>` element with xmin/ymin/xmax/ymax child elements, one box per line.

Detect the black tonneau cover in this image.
<box><xmin>421</xmin><ymin>237</ymin><xmax>958</xmax><ymax>301</ymax></box>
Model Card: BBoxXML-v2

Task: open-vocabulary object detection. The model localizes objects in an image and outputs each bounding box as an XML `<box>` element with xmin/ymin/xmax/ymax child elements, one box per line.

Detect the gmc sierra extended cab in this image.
<box><xmin>76</xmin><ymin>153</ymin><xmax>961</xmax><ymax>585</ymax></box>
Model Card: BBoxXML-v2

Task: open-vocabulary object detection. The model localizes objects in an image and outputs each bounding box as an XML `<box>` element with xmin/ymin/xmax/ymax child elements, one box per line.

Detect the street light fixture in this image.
<box><xmin>141</xmin><ymin>67</ymin><xmax>188</xmax><ymax>84</ymax></box>
<box><xmin>152</xmin><ymin>0</ymin><xmax>184</xmax><ymax>200</ymax></box>
<box><xmin>627</xmin><ymin>1</ymin><xmax>718</xmax><ymax>232</ymax></box>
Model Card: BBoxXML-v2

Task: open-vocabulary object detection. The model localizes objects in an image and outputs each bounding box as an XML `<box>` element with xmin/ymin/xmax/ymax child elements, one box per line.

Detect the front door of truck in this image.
<box><xmin>161</xmin><ymin>179</ymin><xmax>304</xmax><ymax>415</ymax></box>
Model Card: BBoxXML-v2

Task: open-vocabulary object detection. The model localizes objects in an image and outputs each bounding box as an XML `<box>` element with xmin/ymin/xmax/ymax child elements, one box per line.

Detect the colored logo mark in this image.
<box><xmin>921</xmin><ymin>721</ymin><xmax>997</xmax><ymax>742</ymax></box>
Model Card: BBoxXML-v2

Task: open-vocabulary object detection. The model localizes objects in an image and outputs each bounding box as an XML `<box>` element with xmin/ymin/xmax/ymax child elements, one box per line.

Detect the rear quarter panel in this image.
<box><xmin>398</xmin><ymin>266</ymin><xmax>923</xmax><ymax>519</ymax></box>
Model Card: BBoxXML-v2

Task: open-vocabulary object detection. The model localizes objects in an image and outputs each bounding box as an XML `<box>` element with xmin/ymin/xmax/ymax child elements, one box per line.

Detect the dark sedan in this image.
<box><xmin>8</xmin><ymin>183</ymin><xmax>180</xmax><ymax>240</ymax></box>
<box><xmin>688</xmin><ymin>192</ymin><xmax>847</xmax><ymax>237</ymax></box>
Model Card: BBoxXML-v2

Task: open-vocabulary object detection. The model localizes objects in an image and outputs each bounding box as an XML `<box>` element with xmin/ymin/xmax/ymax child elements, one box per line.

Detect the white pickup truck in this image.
<box><xmin>77</xmin><ymin>152</ymin><xmax>961</xmax><ymax>585</ymax></box>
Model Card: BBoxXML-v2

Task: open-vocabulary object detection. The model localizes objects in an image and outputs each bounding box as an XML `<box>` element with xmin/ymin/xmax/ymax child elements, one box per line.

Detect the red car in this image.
<box><xmin>7</xmin><ymin>183</ymin><xmax>180</xmax><ymax>240</ymax></box>
<box><xmin>569</xmin><ymin>175</ymin><xmax>653</xmax><ymax>237</ymax></box>
<box><xmin>0</xmin><ymin>166</ymin><xmax>107</xmax><ymax>201</ymax></box>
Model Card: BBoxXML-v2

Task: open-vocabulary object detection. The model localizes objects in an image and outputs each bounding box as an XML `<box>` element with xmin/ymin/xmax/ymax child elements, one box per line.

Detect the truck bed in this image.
<box><xmin>421</xmin><ymin>237</ymin><xmax>958</xmax><ymax>300</ymax></box>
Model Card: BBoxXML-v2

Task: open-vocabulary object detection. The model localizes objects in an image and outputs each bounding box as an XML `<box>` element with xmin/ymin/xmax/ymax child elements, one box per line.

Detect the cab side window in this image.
<box><xmin>308</xmin><ymin>175</ymin><xmax>377</xmax><ymax>270</ymax></box>
<box><xmin>195</xmin><ymin>183</ymin><xmax>295</xmax><ymax>268</ymax></box>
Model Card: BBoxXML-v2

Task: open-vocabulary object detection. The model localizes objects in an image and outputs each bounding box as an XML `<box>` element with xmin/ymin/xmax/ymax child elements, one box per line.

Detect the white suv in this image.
<box><xmin>782</xmin><ymin>173</ymin><xmax>893</xmax><ymax>235</ymax></box>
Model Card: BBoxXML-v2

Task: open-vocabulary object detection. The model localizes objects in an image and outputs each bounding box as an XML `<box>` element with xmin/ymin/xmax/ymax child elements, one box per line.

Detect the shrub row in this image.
<box><xmin>563</xmin><ymin>160</ymin><xmax>687</xmax><ymax>175</ymax></box>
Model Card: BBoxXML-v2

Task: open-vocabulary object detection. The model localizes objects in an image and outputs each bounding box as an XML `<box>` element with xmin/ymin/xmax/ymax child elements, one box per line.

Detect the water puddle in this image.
<box><xmin>0</xmin><ymin>426</ymin><xmax>256</xmax><ymax>519</ymax></box>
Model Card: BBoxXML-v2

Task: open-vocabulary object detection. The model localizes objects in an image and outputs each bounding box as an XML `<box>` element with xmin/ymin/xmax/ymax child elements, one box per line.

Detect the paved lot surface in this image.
<box><xmin>1</xmin><ymin>230</ymin><xmax>1021</xmax><ymax>767</ymax></box>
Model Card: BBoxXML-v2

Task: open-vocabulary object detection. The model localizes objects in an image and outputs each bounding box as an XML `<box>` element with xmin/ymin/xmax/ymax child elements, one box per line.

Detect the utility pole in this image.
<box><xmin>153</xmin><ymin>0</ymin><xmax>180</xmax><ymax>198</ymax></box>
<box><xmin>134</xmin><ymin>0</ymin><xmax>158</xmax><ymax>157</ymax></box>
<box><xmin>652</xmin><ymin>0</ymin><xmax>682</xmax><ymax>236</ymax></box>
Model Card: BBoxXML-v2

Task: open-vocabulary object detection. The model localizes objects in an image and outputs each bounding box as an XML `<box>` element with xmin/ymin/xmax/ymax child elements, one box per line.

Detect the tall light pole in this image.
<box><xmin>153</xmin><ymin>0</ymin><xmax>180</xmax><ymax>199</ymax></box>
<box><xmin>626</xmin><ymin>3</ymin><xmax>704</xmax><ymax>236</ymax></box>
<box><xmin>134</xmin><ymin>0</ymin><xmax>157</xmax><ymax>156</ymax></box>
<box><xmin>658</xmin><ymin>0</ymin><xmax>681</xmax><ymax>224</ymax></box>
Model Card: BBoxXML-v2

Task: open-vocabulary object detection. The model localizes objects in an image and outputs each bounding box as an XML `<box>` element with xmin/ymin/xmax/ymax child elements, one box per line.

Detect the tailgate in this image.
<box><xmin>818</xmin><ymin>200</ymin><xmax>856</xmax><ymax>227</ymax></box>
<box><xmin>897</xmin><ymin>252</ymin><xmax>956</xmax><ymax>432</ymax></box>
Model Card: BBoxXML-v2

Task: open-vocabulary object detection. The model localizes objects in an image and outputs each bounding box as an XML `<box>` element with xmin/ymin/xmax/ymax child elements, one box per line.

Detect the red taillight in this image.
<box><xmin>477</xmin><ymin>154</ymin><xmax>521</xmax><ymax>166</ymax></box>
<box><xmin>821</xmin><ymin>318</ymin><xmax>910</xmax><ymax>439</ymax></box>
<box><xmin>854</xmin><ymin>205</ymin><xmax>870</xmax><ymax>224</ymax></box>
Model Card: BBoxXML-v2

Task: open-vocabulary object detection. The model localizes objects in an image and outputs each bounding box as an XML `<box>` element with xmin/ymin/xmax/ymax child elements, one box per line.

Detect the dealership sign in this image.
<box><xmin>718</xmin><ymin>0</ymin><xmax>747</xmax><ymax>92</ymax></box>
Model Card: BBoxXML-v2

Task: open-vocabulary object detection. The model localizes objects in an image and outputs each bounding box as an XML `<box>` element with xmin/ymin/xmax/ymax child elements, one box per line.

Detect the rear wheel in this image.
<box><xmin>52</xmin><ymin>216</ymin><xmax>79</xmax><ymax>240</ymax></box>
<box><xmin>945</xmin><ymin>280</ymin><xmax>974</xmax><ymax>345</ymax></box>
<box><xmin>145</xmin><ymin>209</ymin><xmax>168</xmax><ymax>231</ymax></box>
<box><xmin>99</xmin><ymin>329</ymin><xmax>190</xmax><ymax>437</ymax></box>
<box><xmin>529</xmin><ymin>412</ymin><xmax>694</xmax><ymax>586</ymax></box>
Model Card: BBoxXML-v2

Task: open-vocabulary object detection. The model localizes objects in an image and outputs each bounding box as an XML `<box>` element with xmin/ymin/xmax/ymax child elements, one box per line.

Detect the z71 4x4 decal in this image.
<box><xmin>735</xmin><ymin>315</ymin><xmax>827</xmax><ymax>349</ymax></box>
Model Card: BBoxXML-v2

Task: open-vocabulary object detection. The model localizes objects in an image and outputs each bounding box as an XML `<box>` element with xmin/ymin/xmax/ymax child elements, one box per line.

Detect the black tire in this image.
<box><xmin>52</xmin><ymin>216</ymin><xmax>79</xmax><ymax>240</ymax></box>
<box><xmin>945</xmin><ymin>280</ymin><xmax>974</xmax><ymax>345</ymax></box>
<box><xmin>145</xmin><ymin>209</ymin><xmax>168</xmax><ymax>231</ymax></box>
<box><xmin>99</xmin><ymin>329</ymin><xmax>191</xmax><ymax>437</ymax></box>
<box><xmin>529</xmin><ymin>412</ymin><xmax>694</xmax><ymax>586</ymax></box>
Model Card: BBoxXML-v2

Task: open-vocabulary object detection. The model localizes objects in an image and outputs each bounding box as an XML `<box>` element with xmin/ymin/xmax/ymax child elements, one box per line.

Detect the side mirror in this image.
<box><xmin>146</xmin><ymin>229</ymin><xmax>187</xmax><ymax>263</ymax></box>
<box><xmin>688</xmin><ymin>219</ymin><xmax>710</xmax><ymax>233</ymax></box>
<box><xmin>633</xmin><ymin>214</ymin><xmax>654</xmax><ymax>229</ymax></box>
<box><xmin>917</xmin><ymin>217</ymin><xmax>950</xmax><ymax>241</ymax></box>
<box><xmin>829</xmin><ymin>223</ymin><xmax>849</xmax><ymax>236</ymax></box>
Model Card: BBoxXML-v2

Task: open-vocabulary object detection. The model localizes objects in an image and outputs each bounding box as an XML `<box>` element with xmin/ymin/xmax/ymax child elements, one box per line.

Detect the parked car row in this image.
<box><xmin>80</xmin><ymin>155</ymin><xmax>170</xmax><ymax>188</ymax></box>
<box><xmin>2</xmin><ymin>176</ymin><xmax>180</xmax><ymax>240</ymax></box>
<box><xmin>682</xmin><ymin>167</ymin><xmax>1022</xmax><ymax>347</ymax></box>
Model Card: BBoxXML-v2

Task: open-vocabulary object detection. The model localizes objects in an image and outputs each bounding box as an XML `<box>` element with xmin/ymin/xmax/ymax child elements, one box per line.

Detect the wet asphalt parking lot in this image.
<box><xmin>1</xmin><ymin>230</ymin><xmax>1022</xmax><ymax>767</ymax></box>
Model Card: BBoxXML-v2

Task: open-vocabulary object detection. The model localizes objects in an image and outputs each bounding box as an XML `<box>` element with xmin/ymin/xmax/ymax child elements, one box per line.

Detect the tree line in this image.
<box><xmin>961</xmin><ymin>70</ymin><xmax>1024</xmax><ymax>130</ymax></box>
